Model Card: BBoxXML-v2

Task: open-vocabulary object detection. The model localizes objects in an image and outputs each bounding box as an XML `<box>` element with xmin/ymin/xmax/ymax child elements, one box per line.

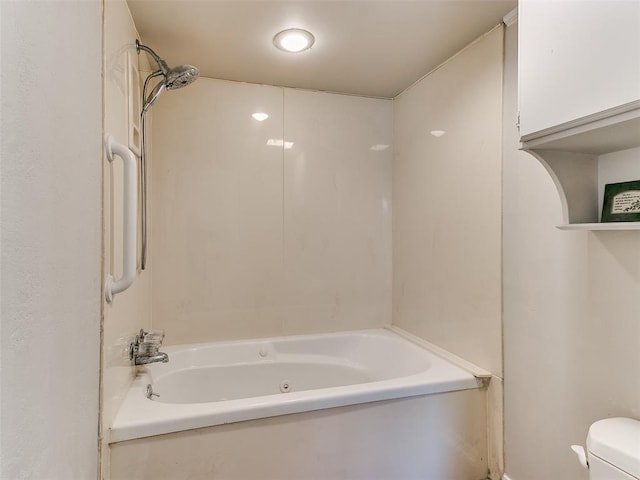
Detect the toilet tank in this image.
<box><xmin>587</xmin><ymin>418</ymin><xmax>640</xmax><ymax>480</ymax></box>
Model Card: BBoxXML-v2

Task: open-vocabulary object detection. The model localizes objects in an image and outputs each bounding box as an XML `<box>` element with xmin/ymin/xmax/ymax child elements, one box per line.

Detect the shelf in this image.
<box><xmin>557</xmin><ymin>222</ymin><xmax>640</xmax><ymax>231</ymax></box>
<box><xmin>521</xmin><ymin>101</ymin><xmax>640</xmax><ymax>155</ymax></box>
<box><xmin>521</xmin><ymin>107</ymin><xmax>640</xmax><ymax>230</ymax></box>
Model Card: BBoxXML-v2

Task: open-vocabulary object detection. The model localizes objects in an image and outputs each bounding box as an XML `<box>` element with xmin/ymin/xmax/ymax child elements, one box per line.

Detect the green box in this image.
<box><xmin>601</xmin><ymin>180</ymin><xmax>640</xmax><ymax>222</ymax></box>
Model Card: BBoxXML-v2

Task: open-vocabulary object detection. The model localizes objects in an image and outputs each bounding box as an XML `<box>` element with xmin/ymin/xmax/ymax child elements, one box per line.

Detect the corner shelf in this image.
<box><xmin>520</xmin><ymin>103</ymin><xmax>640</xmax><ymax>231</ymax></box>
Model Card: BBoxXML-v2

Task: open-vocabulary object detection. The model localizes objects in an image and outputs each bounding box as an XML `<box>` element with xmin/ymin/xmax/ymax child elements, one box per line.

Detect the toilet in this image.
<box><xmin>572</xmin><ymin>417</ymin><xmax>640</xmax><ymax>479</ymax></box>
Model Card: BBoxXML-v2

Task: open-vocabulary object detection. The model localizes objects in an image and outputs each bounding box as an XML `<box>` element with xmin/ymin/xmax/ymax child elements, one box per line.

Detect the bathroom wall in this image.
<box><xmin>151</xmin><ymin>79</ymin><xmax>392</xmax><ymax>345</ymax></box>
<box><xmin>392</xmin><ymin>26</ymin><xmax>503</xmax><ymax>377</ymax></box>
<box><xmin>102</xmin><ymin>0</ymin><xmax>153</xmax><ymax>476</ymax></box>
<box><xmin>502</xmin><ymin>20</ymin><xmax>640</xmax><ymax>480</ymax></box>
<box><xmin>0</xmin><ymin>1</ymin><xmax>102</xmax><ymax>478</ymax></box>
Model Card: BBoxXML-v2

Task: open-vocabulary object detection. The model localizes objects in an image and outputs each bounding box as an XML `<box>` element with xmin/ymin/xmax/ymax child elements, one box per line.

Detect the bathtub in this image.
<box><xmin>110</xmin><ymin>328</ymin><xmax>481</xmax><ymax>443</ymax></box>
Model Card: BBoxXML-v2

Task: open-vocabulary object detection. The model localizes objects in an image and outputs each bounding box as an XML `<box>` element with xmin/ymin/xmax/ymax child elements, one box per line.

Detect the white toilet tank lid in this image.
<box><xmin>587</xmin><ymin>417</ymin><xmax>640</xmax><ymax>479</ymax></box>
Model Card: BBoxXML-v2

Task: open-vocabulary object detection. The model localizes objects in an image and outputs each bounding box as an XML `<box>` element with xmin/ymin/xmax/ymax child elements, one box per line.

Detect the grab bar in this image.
<box><xmin>105</xmin><ymin>135</ymin><xmax>138</xmax><ymax>303</ymax></box>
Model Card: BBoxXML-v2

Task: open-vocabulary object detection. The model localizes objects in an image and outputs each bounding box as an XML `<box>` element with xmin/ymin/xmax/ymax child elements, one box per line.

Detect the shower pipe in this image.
<box><xmin>105</xmin><ymin>135</ymin><xmax>138</xmax><ymax>303</ymax></box>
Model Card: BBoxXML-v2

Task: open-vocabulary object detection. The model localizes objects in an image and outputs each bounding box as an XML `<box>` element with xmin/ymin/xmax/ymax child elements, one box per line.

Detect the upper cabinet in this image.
<box><xmin>518</xmin><ymin>0</ymin><xmax>640</xmax><ymax>230</ymax></box>
<box><xmin>519</xmin><ymin>0</ymin><xmax>640</xmax><ymax>139</ymax></box>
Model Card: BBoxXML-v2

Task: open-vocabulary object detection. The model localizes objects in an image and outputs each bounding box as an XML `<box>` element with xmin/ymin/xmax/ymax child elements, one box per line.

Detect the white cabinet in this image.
<box><xmin>518</xmin><ymin>0</ymin><xmax>640</xmax><ymax>230</ymax></box>
<box><xmin>519</xmin><ymin>0</ymin><xmax>640</xmax><ymax>139</ymax></box>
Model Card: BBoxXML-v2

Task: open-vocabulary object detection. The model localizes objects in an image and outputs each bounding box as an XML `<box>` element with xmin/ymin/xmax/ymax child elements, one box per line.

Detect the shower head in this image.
<box><xmin>136</xmin><ymin>40</ymin><xmax>199</xmax><ymax>105</ymax></box>
<box><xmin>165</xmin><ymin>64</ymin><xmax>199</xmax><ymax>90</ymax></box>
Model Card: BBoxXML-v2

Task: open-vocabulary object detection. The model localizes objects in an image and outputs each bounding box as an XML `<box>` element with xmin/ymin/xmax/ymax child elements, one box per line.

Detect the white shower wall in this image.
<box><xmin>151</xmin><ymin>79</ymin><xmax>392</xmax><ymax>344</ymax></box>
<box><xmin>392</xmin><ymin>26</ymin><xmax>503</xmax><ymax>376</ymax></box>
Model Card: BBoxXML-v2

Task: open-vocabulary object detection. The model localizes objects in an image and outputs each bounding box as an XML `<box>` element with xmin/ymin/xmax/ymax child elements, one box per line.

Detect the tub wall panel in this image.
<box><xmin>110</xmin><ymin>389</ymin><xmax>487</xmax><ymax>480</ymax></box>
<box><xmin>282</xmin><ymin>89</ymin><xmax>393</xmax><ymax>335</ymax></box>
<box><xmin>151</xmin><ymin>79</ymin><xmax>285</xmax><ymax>345</ymax></box>
<box><xmin>392</xmin><ymin>26</ymin><xmax>503</xmax><ymax>377</ymax></box>
<box><xmin>151</xmin><ymin>80</ymin><xmax>392</xmax><ymax>344</ymax></box>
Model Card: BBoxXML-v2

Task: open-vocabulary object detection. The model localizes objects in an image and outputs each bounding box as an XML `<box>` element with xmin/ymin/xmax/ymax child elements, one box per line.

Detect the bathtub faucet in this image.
<box><xmin>129</xmin><ymin>329</ymin><xmax>169</xmax><ymax>366</ymax></box>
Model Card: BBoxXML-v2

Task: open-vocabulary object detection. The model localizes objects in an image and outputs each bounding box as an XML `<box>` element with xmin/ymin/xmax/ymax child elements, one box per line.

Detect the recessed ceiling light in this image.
<box><xmin>252</xmin><ymin>112</ymin><xmax>269</xmax><ymax>121</ymax></box>
<box><xmin>273</xmin><ymin>28</ymin><xmax>315</xmax><ymax>53</ymax></box>
<box><xmin>430</xmin><ymin>130</ymin><xmax>446</xmax><ymax>137</ymax></box>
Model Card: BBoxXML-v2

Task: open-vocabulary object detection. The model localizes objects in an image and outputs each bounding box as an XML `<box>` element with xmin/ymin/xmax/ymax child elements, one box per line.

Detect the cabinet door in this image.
<box><xmin>518</xmin><ymin>0</ymin><xmax>640</xmax><ymax>138</ymax></box>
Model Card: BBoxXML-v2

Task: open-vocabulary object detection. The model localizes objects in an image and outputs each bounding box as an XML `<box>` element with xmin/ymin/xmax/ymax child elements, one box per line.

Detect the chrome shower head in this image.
<box><xmin>165</xmin><ymin>64</ymin><xmax>199</xmax><ymax>90</ymax></box>
<box><xmin>136</xmin><ymin>40</ymin><xmax>199</xmax><ymax>96</ymax></box>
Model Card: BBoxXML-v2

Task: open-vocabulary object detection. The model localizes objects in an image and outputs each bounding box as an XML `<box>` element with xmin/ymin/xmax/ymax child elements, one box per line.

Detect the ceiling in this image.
<box><xmin>128</xmin><ymin>0</ymin><xmax>516</xmax><ymax>98</ymax></box>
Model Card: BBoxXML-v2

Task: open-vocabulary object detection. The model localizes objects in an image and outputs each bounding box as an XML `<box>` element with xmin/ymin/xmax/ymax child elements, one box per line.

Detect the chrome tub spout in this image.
<box><xmin>134</xmin><ymin>352</ymin><xmax>169</xmax><ymax>365</ymax></box>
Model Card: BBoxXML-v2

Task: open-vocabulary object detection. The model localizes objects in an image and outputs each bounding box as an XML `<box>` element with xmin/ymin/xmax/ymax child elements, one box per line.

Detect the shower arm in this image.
<box><xmin>136</xmin><ymin>40</ymin><xmax>170</xmax><ymax>76</ymax></box>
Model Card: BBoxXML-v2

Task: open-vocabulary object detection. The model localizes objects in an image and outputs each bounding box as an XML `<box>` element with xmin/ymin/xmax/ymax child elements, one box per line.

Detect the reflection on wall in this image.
<box><xmin>151</xmin><ymin>79</ymin><xmax>392</xmax><ymax>344</ymax></box>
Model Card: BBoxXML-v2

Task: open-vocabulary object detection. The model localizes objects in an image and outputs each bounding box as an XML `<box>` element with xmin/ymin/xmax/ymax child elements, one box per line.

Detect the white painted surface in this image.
<box><xmin>128</xmin><ymin>0</ymin><xmax>514</xmax><ymax>98</ymax></box>
<box><xmin>111</xmin><ymin>389</ymin><xmax>488</xmax><ymax>480</ymax></box>
<box><xmin>151</xmin><ymin>78</ymin><xmax>392</xmax><ymax>345</ymax></box>
<box><xmin>111</xmin><ymin>329</ymin><xmax>478</xmax><ymax>442</ymax></box>
<box><xmin>503</xmin><ymin>20</ymin><xmax>640</xmax><ymax>480</ymax></box>
<box><xmin>518</xmin><ymin>0</ymin><xmax>640</xmax><ymax>137</ymax></box>
<box><xmin>0</xmin><ymin>1</ymin><xmax>102</xmax><ymax>478</ymax></box>
<box><xmin>392</xmin><ymin>26</ymin><xmax>503</xmax><ymax>376</ymax></box>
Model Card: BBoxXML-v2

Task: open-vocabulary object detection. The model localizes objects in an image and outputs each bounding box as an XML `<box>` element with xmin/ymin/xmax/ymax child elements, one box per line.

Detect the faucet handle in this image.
<box><xmin>141</xmin><ymin>329</ymin><xmax>165</xmax><ymax>345</ymax></box>
<box><xmin>137</xmin><ymin>342</ymin><xmax>160</xmax><ymax>357</ymax></box>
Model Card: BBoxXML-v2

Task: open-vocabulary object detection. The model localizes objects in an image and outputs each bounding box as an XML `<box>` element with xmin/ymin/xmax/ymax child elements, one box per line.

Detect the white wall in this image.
<box><xmin>102</xmin><ymin>1</ymin><xmax>153</xmax><ymax>476</ymax></box>
<box><xmin>151</xmin><ymin>78</ymin><xmax>392</xmax><ymax>345</ymax></box>
<box><xmin>503</xmin><ymin>20</ymin><xmax>640</xmax><ymax>480</ymax></box>
<box><xmin>0</xmin><ymin>1</ymin><xmax>102</xmax><ymax>478</ymax></box>
<box><xmin>392</xmin><ymin>26</ymin><xmax>503</xmax><ymax>376</ymax></box>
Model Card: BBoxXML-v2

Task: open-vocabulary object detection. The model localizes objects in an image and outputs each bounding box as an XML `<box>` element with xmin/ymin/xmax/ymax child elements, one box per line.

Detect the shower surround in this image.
<box><xmin>105</xmin><ymin>3</ymin><xmax>504</xmax><ymax>475</ymax></box>
<box><xmin>151</xmin><ymin>80</ymin><xmax>393</xmax><ymax>345</ymax></box>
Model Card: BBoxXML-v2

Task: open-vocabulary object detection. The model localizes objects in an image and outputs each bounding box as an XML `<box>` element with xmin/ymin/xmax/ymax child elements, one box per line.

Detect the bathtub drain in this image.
<box><xmin>280</xmin><ymin>381</ymin><xmax>291</xmax><ymax>393</ymax></box>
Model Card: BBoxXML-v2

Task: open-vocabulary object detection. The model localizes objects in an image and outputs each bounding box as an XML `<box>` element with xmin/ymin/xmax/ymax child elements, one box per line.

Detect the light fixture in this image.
<box><xmin>252</xmin><ymin>112</ymin><xmax>269</xmax><ymax>121</ymax></box>
<box><xmin>273</xmin><ymin>28</ymin><xmax>315</xmax><ymax>53</ymax></box>
<box><xmin>430</xmin><ymin>130</ymin><xmax>446</xmax><ymax>137</ymax></box>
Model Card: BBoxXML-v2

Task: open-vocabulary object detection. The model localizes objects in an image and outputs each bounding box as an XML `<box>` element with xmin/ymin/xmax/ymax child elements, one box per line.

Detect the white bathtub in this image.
<box><xmin>110</xmin><ymin>328</ymin><xmax>480</xmax><ymax>443</ymax></box>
